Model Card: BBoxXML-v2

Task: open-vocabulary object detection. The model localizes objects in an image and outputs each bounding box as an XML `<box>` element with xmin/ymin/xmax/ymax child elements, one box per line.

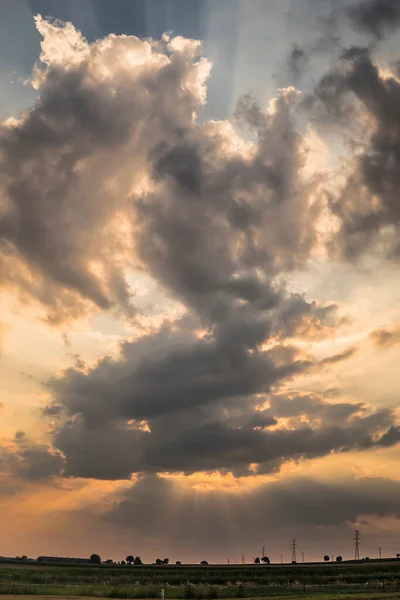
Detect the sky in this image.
<box><xmin>1</xmin><ymin>0</ymin><xmax>400</xmax><ymax>564</ymax></box>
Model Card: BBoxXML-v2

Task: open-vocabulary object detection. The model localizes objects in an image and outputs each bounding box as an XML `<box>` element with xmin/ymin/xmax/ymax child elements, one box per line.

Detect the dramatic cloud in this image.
<box><xmin>0</xmin><ymin>16</ymin><xmax>399</xmax><ymax>503</ymax></box>
<box><xmin>0</xmin><ymin>16</ymin><xmax>211</xmax><ymax>323</ymax></box>
<box><xmin>1</xmin><ymin>17</ymin><xmax>391</xmax><ymax>484</ymax></box>
<box><xmin>48</xmin><ymin>365</ymin><xmax>399</xmax><ymax>479</ymax></box>
<box><xmin>347</xmin><ymin>0</ymin><xmax>400</xmax><ymax>40</ymax></box>
<box><xmin>0</xmin><ymin>432</ymin><xmax>64</xmax><ymax>482</ymax></box>
<box><xmin>307</xmin><ymin>45</ymin><xmax>400</xmax><ymax>260</ymax></box>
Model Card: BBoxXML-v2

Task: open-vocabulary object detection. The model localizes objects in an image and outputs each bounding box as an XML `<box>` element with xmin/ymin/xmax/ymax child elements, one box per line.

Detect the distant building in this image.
<box><xmin>37</xmin><ymin>556</ymin><xmax>90</xmax><ymax>564</ymax></box>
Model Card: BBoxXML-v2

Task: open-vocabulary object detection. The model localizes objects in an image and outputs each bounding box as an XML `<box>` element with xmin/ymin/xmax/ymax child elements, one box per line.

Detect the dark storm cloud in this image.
<box><xmin>49</xmin><ymin>318</ymin><xmax>309</xmax><ymax>425</ymax></box>
<box><xmin>137</xmin><ymin>89</ymin><xmax>320</xmax><ymax>331</ymax></box>
<box><xmin>48</xmin><ymin>372</ymin><xmax>398</xmax><ymax>479</ymax></box>
<box><xmin>377</xmin><ymin>425</ymin><xmax>400</xmax><ymax>447</ymax></box>
<box><xmin>105</xmin><ymin>474</ymin><xmax>400</xmax><ymax>548</ymax></box>
<box><xmin>307</xmin><ymin>45</ymin><xmax>400</xmax><ymax>259</ymax></box>
<box><xmin>0</xmin><ymin>432</ymin><xmax>64</xmax><ymax>481</ymax></box>
<box><xmin>347</xmin><ymin>0</ymin><xmax>400</xmax><ymax>40</ymax></box>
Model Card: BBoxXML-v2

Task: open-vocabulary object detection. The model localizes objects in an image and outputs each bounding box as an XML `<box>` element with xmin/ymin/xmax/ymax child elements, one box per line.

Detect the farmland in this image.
<box><xmin>0</xmin><ymin>561</ymin><xmax>399</xmax><ymax>599</ymax></box>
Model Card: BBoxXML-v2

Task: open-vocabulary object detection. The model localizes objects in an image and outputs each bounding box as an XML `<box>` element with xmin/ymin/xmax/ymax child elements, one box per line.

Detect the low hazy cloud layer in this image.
<box><xmin>106</xmin><ymin>473</ymin><xmax>400</xmax><ymax>543</ymax></box>
<box><xmin>1</xmin><ymin>0</ymin><xmax>400</xmax><ymax>555</ymax></box>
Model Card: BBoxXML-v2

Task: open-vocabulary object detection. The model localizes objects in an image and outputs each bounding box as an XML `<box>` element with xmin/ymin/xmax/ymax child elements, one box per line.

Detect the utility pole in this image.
<box><xmin>302</xmin><ymin>552</ymin><xmax>304</xmax><ymax>563</ymax></box>
<box><xmin>242</xmin><ymin>554</ymin><xmax>244</xmax><ymax>565</ymax></box>
<box><xmin>292</xmin><ymin>539</ymin><xmax>297</xmax><ymax>563</ymax></box>
<box><xmin>280</xmin><ymin>554</ymin><xmax>283</xmax><ymax>564</ymax></box>
<box><xmin>353</xmin><ymin>530</ymin><xmax>361</xmax><ymax>560</ymax></box>
<box><xmin>379</xmin><ymin>547</ymin><xmax>382</xmax><ymax>560</ymax></box>
<box><xmin>262</xmin><ymin>546</ymin><xmax>265</xmax><ymax>558</ymax></box>
<box><xmin>227</xmin><ymin>558</ymin><xmax>229</xmax><ymax>565</ymax></box>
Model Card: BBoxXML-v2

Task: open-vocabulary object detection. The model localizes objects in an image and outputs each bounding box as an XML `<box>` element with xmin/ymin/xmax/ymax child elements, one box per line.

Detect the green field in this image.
<box><xmin>0</xmin><ymin>562</ymin><xmax>400</xmax><ymax>599</ymax></box>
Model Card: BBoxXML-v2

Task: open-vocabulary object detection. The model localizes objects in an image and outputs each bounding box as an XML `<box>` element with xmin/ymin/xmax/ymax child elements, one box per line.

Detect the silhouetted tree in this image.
<box><xmin>254</xmin><ymin>557</ymin><xmax>260</xmax><ymax>564</ymax></box>
<box><xmin>121</xmin><ymin>561</ymin><xmax>126</xmax><ymax>565</ymax></box>
<box><xmin>105</xmin><ymin>559</ymin><xmax>113</xmax><ymax>564</ymax></box>
<box><xmin>134</xmin><ymin>556</ymin><xmax>143</xmax><ymax>565</ymax></box>
<box><xmin>176</xmin><ymin>561</ymin><xmax>182</xmax><ymax>565</ymax></box>
<box><xmin>90</xmin><ymin>554</ymin><xmax>101</xmax><ymax>564</ymax></box>
<box><xmin>155</xmin><ymin>558</ymin><xmax>163</xmax><ymax>565</ymax></box>
<box><xmin>324</xmin><ymin>555</ymin><xmax>330</xmax><ymax>562</ymax></box>
<box><xmin>261</xmin><ymin>556</ymin><xmax>270</xmax><ymax>564</ymax></box>
<box><xmin>163</xmin><ymin>558</ymin><xmax>169</xmax><ymax>565</ymax></box>
<box><xmin>396</xmin><ymin>554</ymin><xmax>400</xmax><ymax>559</ymax></box>
<box><xmin>336</xmin><ymin>556</ymin><xmax>343</xmax><ymax>563</ymax></box>
<box><xmin>200</xmin><ymin>560</ymin><xmax>208</xmax><ymax>565</ymax></box>
<box><xmin>126</xmin><ymin>555</ymin><xmax>134</xmax><ymax>564</ymax></box>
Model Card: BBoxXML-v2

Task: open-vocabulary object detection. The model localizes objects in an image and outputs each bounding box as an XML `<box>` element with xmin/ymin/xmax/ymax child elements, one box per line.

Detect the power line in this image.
<box><xmin>353</xmin><ymin>530</ymin><xmax>361</xmax><ymax>560</ymax></box>
<box><xmin>292</xmin><ymin>539</ymin><xmax>297</xmax><ymax>563</ymax></box>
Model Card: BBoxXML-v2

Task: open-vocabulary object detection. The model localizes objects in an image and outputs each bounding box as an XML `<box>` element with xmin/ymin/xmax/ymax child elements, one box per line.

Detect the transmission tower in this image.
<box><xmin>292</xmin><ymin>539</ymin><xmax>297</xmax><ymax>563</ymax></box>
<box><xmin>262</xmin><ymin>546</ymin><xmax>265</xmax><ymax>558</ymax></box>
<box><xmin>353</xmin><ymin>530</ymin><xmax>361</xmax><ymax>560</ymax></box>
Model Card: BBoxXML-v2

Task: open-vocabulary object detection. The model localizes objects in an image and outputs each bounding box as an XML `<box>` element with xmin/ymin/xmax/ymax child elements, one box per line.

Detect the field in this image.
<box><xmin>0</xmin><ymin>562</ymin><xmax>400</xmax><ymax>599</ymax></box>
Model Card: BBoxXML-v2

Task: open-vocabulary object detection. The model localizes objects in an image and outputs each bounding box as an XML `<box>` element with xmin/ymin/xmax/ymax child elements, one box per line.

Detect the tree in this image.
<box><xmin>200</xmin><ymin>560</ymin><xmax>208</xmax><ymax>565</ymax></box>
<box><xmin>90</xmin><ymin>554</ymin><xmax>101</xmax><ymax>564</ymax></box>
<box><xmin>163</xmin><ymin>558</ymin><xmax>169</xmax><ymax>565</ymax></box>
<box><xmin>121</xmin><ymin>561</ymin><xmax>126</xmax><ymax>565</ymax></box>
<box><xmin>155</xmin><ymin>558</ymin><xmax>163</xmax><ymax>565</ymax></box>
<box><xmin>126</xmin><ymin>555</ymin><xmax>134</xmax><ymax>564</ymax></box>
<box><xmin>336</xmin><ymin>556</ymin><xmax>343</xmax><ymax>563</ymax></box>
<box><xmin>134</xmin><ymin>556</ymin><xmax>143</xmax><ymax>565</ymax></box>
<box><xmin>261</xmin><ymin>556</ymin><xmax>270</xmax><ymax>564</ymax></box>
<box><xmin>254</xmin><ymin>557</ymin><xmax>260</xmax><ymax>564</ymax></box>
<box><xmin>105</xmin><ymin>559</ymin><xmax>113</xmax><ymax>564</ymax></box>
<box><xmin>396</xmin><ymin>554</ymin><xmax>400</xmax><ymax>559</ymax></box>
<box><xmin>324</xmin><ymin>555</ymin><xmax>330</xmax><ymax>562</ymax></box>
<box><xmin>176</xmin><ymin>561</ymin><xmax>182</xmax><ymax>565</ymax></box>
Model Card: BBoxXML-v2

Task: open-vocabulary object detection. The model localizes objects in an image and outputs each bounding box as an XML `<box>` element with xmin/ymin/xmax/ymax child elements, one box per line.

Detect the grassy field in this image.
<box><xmin>0</xmin><ymin>562</ymin><xmax>399</xmax><ymax>599</ymax></box>
<box><xmin>0</xmin><ymin>594</ymin><xmax>400</xmax><ymax>600</ymax></box>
